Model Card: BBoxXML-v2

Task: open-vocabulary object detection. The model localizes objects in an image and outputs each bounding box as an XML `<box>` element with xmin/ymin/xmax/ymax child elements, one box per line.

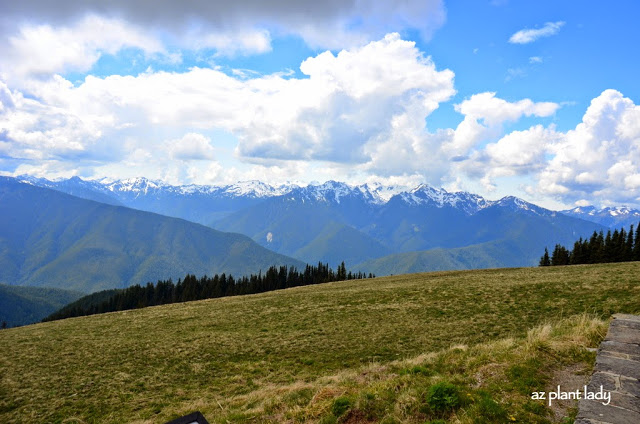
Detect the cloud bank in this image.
<box><xmin>0</xmin><ymin>0</ymin><xmax>446</xmax><ymax>54</ymax></box>
<box><xmin>1</xmin><ymin>21</ymin><xmax>639</xmax><ymax>208</ymax></box>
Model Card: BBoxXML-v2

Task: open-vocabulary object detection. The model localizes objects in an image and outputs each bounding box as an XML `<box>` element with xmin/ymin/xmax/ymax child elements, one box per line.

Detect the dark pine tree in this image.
<box><xmin>634</xmin><ymin>223</ymin><xmax>640</xmax><ymax>261</ymax></box>
<box><xmin>624</xmin><ymin>225</ymin><xmax>634</xmax><ymax>261</ymax></box>
<box><xmin>551</xmin><ymin>244</ymin><xmax>570</xmax><ymax>266</ymax></box>
<box><xmin>539</xmin><ymin>247</ymin><xmax>551</xmax><ymax>266</ymax></box>
<box><xmin>603</xmin><ymin>230</ymin><xmax>613</xmax><ymax>263</ymax></box>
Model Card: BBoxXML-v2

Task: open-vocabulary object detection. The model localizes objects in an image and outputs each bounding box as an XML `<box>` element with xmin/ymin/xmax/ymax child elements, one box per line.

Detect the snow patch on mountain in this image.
<box><xmin>219</xmin><ymin>181</ymin><xmax>298</xmax><ymax>198</ymax></box>
<box><xmin>103</xmin><ymin>177</ymin><xmax>163</xmax><ymax>195</ymax></box>
<box><xmin>562</xmin><ymin>205</ymin><xmax>640</xmax><ymax>227</ymax></box>
<box><xmin>397</xmin><ymin>185</ymin><xmax>495</xmax><ymax>215</ymax></box>
<box><xmin>361</xmin><ymin>183</ymin><xmax>405</xmax><ymax>204</ymax></box>
<box><xmin>492</xmin><ymin>196</ymin><xmax>553</xmax><ymax>216</ymax></box>
<box><xmin>563</xmin><ymin>205</ymin><xmax>640</xmax><ymax>218</ymax></box>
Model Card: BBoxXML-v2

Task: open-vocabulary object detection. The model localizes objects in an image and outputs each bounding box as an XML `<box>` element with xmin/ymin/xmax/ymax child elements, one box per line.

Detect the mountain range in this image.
<box><xmin>17</xmin><ymin>175</ymin><xmax>296</xmax><ymax>226</ymax></box>
<box><xmin>20</xmin><ymin>174</ymin><xmax>638</xmax><ymax>229</ymax></box>
<box><xmin>13</xmin><ymin>175</ymin><xmax>623</xmax><ymax>274</ymax></box>
<box><xmin>560</xmin><ymin>205</ymin><xmax>640</xmax><ymax>228</ymax></box>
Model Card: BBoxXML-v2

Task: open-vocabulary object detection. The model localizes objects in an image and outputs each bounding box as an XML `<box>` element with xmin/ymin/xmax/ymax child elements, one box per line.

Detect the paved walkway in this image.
<box><xmin>576</xmin><ymin>314</ymin><xmax>640</xmax><ymax>424</ymax></box>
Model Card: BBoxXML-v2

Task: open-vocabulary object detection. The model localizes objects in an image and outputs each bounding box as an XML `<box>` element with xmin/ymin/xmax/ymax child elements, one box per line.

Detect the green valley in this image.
<box><xmin>0</xmin><ymin>284</ymin><xmax>83</xmax><ymax>327</ymax></box>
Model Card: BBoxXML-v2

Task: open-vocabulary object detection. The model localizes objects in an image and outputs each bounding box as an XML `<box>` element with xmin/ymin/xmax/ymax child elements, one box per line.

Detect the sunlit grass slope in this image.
<box><xmin>1</xmin><ymin>263</ymin><xmax>638</xmax><ymax>423</ymax></box>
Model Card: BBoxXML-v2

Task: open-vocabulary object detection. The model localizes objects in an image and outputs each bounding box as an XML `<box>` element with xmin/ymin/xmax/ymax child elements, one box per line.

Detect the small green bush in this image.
<box><xmin>331</xmin><ymin>396</ymin><xmax>353</xmax><ymax>417</ymax></box>
<box><xmin>424</xmin><ymin>381</ymin><xmax>461</xmax><ymax>414</ymax></box>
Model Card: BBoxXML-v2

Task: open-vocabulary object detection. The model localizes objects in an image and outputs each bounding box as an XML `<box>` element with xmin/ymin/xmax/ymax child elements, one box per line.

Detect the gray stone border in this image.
<box><xmin>576</xmin><ymin>314</ymin><xmax>640</xmax><ymax>424</ymax></box>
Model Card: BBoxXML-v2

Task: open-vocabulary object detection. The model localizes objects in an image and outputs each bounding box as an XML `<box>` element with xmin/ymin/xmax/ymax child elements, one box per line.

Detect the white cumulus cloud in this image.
<box><xmin>2</xmin><ymin>15</ymin><xmax>164</xmax><ymax>80</ymax></box>
<box><xmin>455</xmin><ymin>91</ymin><xmax>559</xmax><ymax>126</ymax></box>
<box><xmin>442</xmin><ymin>92</ymin><xmax>559</xmax><ymax>156</ymax></box>
<box><xmin>0</xmin><ymin>34</ymin><xmax>456</xmax><ymax>183</ymax></box>
<box><xmin>536</xmin><ymin>89</ymin><xmax>640</xmax><ymax>205</ymax></box>
<box><xmin>472</xmin><ymin>125</ymin><xmax>563</xmax><ymax>190</ymax></box>
<box><xmin>167</xmin><ymin>133</ymin><xmax>216</xmax><ymax>161</ymax></box>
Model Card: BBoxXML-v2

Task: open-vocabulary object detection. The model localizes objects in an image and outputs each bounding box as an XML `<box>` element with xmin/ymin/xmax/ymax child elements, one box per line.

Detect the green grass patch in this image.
<box><xmin>0</xmin><ymin>262</ymin><xmax>637</xmax><ymax>422</ymax></box>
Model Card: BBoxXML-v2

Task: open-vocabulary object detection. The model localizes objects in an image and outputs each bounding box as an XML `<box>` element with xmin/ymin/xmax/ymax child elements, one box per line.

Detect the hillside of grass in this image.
<box><xmin>0</xmin><ymin>284</ymin><xmax>83</xmax><ymax>327</ymax></box>
<box><xmin>1</xmin><ymin>262</ymin><xmax>638</xmax><ymax>423</ymax></box>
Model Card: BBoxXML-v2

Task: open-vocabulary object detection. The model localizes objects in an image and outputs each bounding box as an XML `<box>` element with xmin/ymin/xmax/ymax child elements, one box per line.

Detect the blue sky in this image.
<box><xmin>0</xmin><ymin>0</ymin><xmax>639</xmax><ymax>209</ymax></box>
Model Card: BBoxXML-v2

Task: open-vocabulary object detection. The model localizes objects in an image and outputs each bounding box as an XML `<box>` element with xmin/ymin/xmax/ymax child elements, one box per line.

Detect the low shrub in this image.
<box><xmin>424</xmin><ymin>381</ymin><xmax>462</xmax><ymax>415</ymax></box>
<box><xmin>331</xmin><ymin>396</ymin><xmax>353</xmax><ymax>417</ymax></box>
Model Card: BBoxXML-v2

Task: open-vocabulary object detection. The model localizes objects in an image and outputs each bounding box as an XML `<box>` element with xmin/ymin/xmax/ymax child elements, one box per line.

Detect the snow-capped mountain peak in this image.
<box><xmin>359</xmin><ymin>183</ymin><xmax>404</xmax><ymax>204</ymax></box>
<box><xmin>602</xmin><ymin>206</ymin><xmax>640</xmax><ymax>217</ymax></box>
<box><xmin>492</xmin><ymin>196</ymin><xmax>553</xmax><ymax>216</ymax></box>
<box><xmin>395</xmin><ymin>184</ymin><xmax>493</xmax><ymax>215</ymax></box>
<box><xmin>561</xmin><ymin>205</ymin><xmax>640</xmax><ymax>228</ymax></box>
<box><xmin>222</xmin><ymin>180</ymin><xmax>298</xmax><ymax>198</ymax></box>
<box><xmin>104</xmin><ymin>177</ymin><xmax>165</xmax><ymax>194</ymax></box>
<box><xmin>288</xmin><ymin>181</ymin><xmax>362</xmax><ymax>204</ymax></box>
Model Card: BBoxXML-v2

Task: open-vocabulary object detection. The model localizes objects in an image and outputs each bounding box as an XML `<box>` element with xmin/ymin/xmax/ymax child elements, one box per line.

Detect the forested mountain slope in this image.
<box><xmin>0</xmin><ymin>177</ymin><xmax>304</xmax><ymax>292</ymax></box>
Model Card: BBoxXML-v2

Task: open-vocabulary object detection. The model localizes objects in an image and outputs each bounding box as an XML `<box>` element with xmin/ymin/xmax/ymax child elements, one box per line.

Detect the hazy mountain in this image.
<box><xmin>215</xmin><ymin>182</ymin><xmax>605</xmax><ymax>271</ymax></box>
<box><xmin>214</xmin><ymin>181</ymin><xmax>391</xmax><ymax>266</ymax></box>
<box><xmin>0</xmin><ymin>284</ymin><xmax>83</xmax><ymax>327</ymax></box>
<box><xmin>0</xmin><ymin>177</ymin><xmax>304</xmax><ymax>292</ymax></box>
<box><xmin>561</xmin><ymin>206</ymin><xmax>640</xmax><ymax>229</ymax></box>
<box><xmin>357</xmin><ymin>201</ymin><xmax>606</xmax><ymax>275</ymax></box>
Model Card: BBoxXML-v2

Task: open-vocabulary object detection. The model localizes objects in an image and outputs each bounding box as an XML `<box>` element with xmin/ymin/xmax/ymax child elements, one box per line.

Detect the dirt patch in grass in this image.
<box><xmin>547</xmin><ymin>363</ymin><xmax>592</xmax><ymax>421</ymax></box>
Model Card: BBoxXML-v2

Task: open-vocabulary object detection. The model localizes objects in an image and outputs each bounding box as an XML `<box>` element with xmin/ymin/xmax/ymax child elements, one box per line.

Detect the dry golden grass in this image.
<box><xmin>0</xmin><ymin>262</ymin><xmax>638</xmax><ymax>423</ymax></box>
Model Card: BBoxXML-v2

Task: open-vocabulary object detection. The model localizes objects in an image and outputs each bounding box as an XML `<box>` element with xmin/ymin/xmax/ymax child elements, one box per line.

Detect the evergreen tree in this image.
<box><xmin>539</xmin><ymin>247</ymin><xmax>551</xmax><ymax>266</ymax></box>
<box><xmin>613</xmin><ymin>229</ymin><xmax>624</xmax><ymax>262</ymax></box>
<box><xmin>634</xmin><ymin>223</ymin><xmax>640</xmax><ymax>261</ymax></box>
<box><xmin>551</xmin><ymin>244</ymin><xmax>570</xmax><ymax>266</ymax></box>
<box><xmin>625</xmin><ymin>225</ymin><xmax>634</xmax><ymax>261</ymax></box>
<box><xmin>337</xmin><ymin>261</ymin><xmax>347</xmax><ymax>280</ymax></box>
<box><xmin>603</xmin><ymin>230</ymin><xmax>613</xmax><ymax>262</ymax></box>
<box><xmin>595</xmin><ymin>231</ymin><xmax>605</xmax><ymax>263</ymax></box>
<box><xmin>587</xmin><ymin>231</ymin><xmax>599</xmax><ymax>263</ymax></box>
<box><xmin>570</xmin><ymin>238</ymin><xmax>588</xmax><ymax>264</ymax></box>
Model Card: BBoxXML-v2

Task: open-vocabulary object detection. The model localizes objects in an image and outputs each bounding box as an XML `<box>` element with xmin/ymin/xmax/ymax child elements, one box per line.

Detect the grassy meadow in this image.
<box><xmin>1</xmin><ymin>262</ymin><xmax>639</xmax><ymax>423</ymax></box>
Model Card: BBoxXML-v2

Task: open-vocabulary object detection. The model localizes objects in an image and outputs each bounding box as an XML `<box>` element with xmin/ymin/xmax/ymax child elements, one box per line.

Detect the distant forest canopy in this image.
<box><xmin>45</xmin><ymin>262</ymin><xmax>373</xmax><ymax>322</ymax></box>
<box><xmin>540</xmin><ymin>222</ymin><xmax>640</xmax><ymax>266</ymax></box>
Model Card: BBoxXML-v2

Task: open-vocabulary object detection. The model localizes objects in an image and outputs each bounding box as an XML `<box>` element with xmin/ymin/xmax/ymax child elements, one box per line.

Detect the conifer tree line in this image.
<box><xmin>44</xmin><ymin>262</ymin><xmax>373</xmax><ymax>321</ymax></box>
<box><xmin>540</xmin><ymin>222</ymin><xmax>640</xmax><ymax>266</ymax></box>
